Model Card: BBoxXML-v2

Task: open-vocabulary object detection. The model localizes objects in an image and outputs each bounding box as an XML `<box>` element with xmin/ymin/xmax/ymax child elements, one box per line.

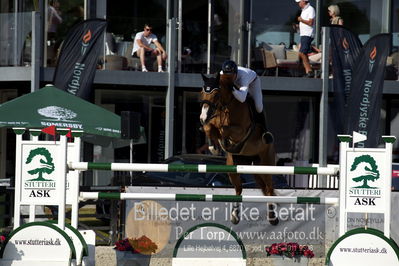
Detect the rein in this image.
<box><xmin>200</xmin><ymin>91</ymin><xmax>235</xmax><ymax>125</ymax></box>
<box><xmin>200</xmin><ymin>76</ymin><xmax>256</xmax><ymax>154</ymax></box>
<box><xmin>219</xmin><ymin>122</ymin><xmax>255</xmax><ymax>154</ymax></box>
<box><xmin>200</xmin><ymin>99</ymin><xmax>218</xmax><ymax>122</ymax></box>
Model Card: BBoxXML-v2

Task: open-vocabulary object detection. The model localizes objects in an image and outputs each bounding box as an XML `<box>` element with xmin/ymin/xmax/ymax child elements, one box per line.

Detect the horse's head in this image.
<box><xmin>199</xmin><ymin>73</ymin><xmax>220</xmax><ymax>125</ymax></box>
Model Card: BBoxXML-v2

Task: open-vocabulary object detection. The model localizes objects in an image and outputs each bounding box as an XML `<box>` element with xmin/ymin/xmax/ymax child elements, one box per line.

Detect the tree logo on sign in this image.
<box><xmin>25</xmin><ymin>147</ymin><xmax>55</xmax><ymax>181</ymax></box>
<box><xmin>38</xmin><ymin>106</ymin><xmax>77</xmax><ymax>121</ymax></box>
<box><xmin>350</xmin><ymin>155</ymin><xmax>380</xmax><ymax>188</ymax></box>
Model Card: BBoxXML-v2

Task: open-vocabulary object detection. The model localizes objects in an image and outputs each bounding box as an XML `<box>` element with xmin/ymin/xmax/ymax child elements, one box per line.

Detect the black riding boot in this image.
<box><xmin>255</xmin><ymin>111</ymin><xmax>274</xmax><ymax>144</ymax></box>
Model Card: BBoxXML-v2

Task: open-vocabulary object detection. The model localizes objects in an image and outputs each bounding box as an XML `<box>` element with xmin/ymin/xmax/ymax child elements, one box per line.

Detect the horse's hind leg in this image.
<box><xmin>264</xmin><ymin>176</ymin><xmax>279</xmax><ymax>226</ymax></box>
<box><xmin>254</xmin><ymin>174</ymin><xmax>279</xmax><ymax>226</ymax></box>
<box><xmin>227</xmin><ymin>153</ymin><xmax>242</xmax><ymax>224</ymax></box>
<box><xmin>259</xmin><ymin>147</ymin><xmax>279</xmax><ymax>226</ymax></box>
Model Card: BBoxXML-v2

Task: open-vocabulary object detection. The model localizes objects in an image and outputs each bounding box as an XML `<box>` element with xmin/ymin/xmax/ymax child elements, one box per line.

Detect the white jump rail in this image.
<box><xmin>80</xmin><ymin>192</ymin><xmax>339</xmax><ymax>205</ymax></box>
<box><xmin>68</xmin><ymin>162</ymin><xmax>339</xmax><ymax>176</ymax></box>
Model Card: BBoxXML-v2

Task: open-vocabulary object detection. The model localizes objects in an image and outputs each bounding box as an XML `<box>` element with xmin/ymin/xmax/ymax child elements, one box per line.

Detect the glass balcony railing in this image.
<box><xmin>0</xmin><ymin>12</ymin><xmax>33</xmax><ymax>67</ymax></box>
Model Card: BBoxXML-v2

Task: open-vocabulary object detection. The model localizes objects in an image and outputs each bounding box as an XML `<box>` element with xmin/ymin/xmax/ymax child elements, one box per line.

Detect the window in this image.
<box><xmin>252</xmin><ymin>1</ymin><xmax>300</xmax><ymax>49</ymax></box>
<box><xmin>266</xmin><ymin>95</ymin><xmax>317</xmax><ymax>162</ymax></box>
<box><xmin>45</xmin><ymin>0</ymin><xmax>84</xmax><ymax>67</ymax></box>
<box><xmin>105</xmin><ymin>1</ymin><xmax>167</xmax><ymax>71</ymax></box>
<box><xmin>0</xmin><ymin>1</ymin><xmax>36</xmax><ymax>66</ymax></box>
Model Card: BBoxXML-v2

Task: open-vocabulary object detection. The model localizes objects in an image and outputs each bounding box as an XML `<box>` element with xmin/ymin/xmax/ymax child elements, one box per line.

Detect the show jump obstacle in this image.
<box><xmin>0</xmin><ymin>128</ymin><xmax>398</xmax><ymax>266</ymax></box>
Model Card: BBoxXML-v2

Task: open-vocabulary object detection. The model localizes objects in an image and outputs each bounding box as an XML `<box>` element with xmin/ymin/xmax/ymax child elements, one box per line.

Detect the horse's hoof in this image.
<box><xmin>209</xmin><ymin>146</ymin><xmax>219</xmax><ymax>155</ymax></box>
<box><xmin>262</xmin><ymin>132</ymin><xmax>274</xmax><ymax>144</ymax></box>
<box><xmin>269</xmin><ymin>217</ymin><xmax>279</xmax><ymax>226</ymax></box>
<box><xmin>268</xmin><ymin>210</ymin><xmax>279</xmax><ymax>226</ymax></box>
<box><xmin>231</xmin><ymin>208</ymin><xmax>240</xmax><ymax>225</ymax></box>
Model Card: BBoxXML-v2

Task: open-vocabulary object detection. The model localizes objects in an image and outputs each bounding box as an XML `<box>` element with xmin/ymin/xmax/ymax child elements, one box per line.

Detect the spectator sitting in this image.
<box><xmin>308</xmin><ymin>45</ymin><xmax>322</xmax><ymax>64</ymax></box>
<box><xmin>294</xmin><ymin>43</ymin><xmax>322</xmax><ymax>64</ymax></box>
<box><xmin>131</xmin><ymin>24</ymin><xmax>167</xmax><ymax>72</ymax></box>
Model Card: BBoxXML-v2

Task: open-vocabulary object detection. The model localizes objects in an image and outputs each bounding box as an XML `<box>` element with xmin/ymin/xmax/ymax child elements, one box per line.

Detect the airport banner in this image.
<box><xmin>330</xmin><ymin>26</ymin><xmax>362</xmax><ymax>133</ymax></box>
<box><xmin>346</xmin><ymin>34</ymin><xmax>392</xmax><ymax>147</ymax></box>
<box><xmin>53</xmin><ymin>19</ymin><xmax>107</xmax><ymax>99</ymax></box>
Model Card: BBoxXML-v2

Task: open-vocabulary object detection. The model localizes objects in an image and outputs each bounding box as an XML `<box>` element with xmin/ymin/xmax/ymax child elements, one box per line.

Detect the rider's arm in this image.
<box><xmin>232</xmin><ymin>86</ymin><xmax>248</xmax><ymax>103</ymax></box>
<box><xmin>232</xmin><ymin>69</ymin><xmax>254</xmax><ymax>103</ymax></box>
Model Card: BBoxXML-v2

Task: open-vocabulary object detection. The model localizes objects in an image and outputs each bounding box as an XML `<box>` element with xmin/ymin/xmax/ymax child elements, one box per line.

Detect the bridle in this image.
<box><xmin>199</xmin><ymin>86</ymin><xmax>219</xmax><ymax>124</ymax></box>
<box><xmin>200</xmin><ymin>85</ymin><xmax>235</xmax><ymax>125</ymax></box>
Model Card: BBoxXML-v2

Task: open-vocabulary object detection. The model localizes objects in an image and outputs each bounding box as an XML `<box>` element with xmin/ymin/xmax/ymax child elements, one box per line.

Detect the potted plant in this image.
<box><xmin>265</xmin><ymin>242</ymin><xmax>314</xmax><ymax>266</ymax></box>
<box><xmin>114</xmin><ymin>235</ymin><xmax>158</xmax><ymax>266</ymax></box>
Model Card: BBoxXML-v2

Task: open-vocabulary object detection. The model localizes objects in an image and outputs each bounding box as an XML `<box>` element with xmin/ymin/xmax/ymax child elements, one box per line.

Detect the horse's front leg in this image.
<box><xmin>203</xmin><ymin>124</ymin><xmax>221</xmax><ymax>155</ymax></box>
<box><xmin>226</xmin><ymin>153</ymin><xmax>242</xmax><ymax>224</ymax></box>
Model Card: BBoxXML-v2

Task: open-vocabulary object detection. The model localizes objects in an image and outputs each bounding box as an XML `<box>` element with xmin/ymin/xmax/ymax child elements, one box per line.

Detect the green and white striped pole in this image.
<box><xmin>69</xmin><ymin>162</ymin><xmax>339</xmax><ymax>175</ymax></box>
<box><xmin>80</xmin><ymin>192</ymin><xmax>339</xmax><ymax>205</ymax></box>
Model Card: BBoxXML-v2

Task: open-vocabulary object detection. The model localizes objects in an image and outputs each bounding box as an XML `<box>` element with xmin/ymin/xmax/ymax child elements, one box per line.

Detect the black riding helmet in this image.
<box><xmin>222</xmin><ymin>60</ymin><xmax>238</xmax><ymax>74</ymax></box>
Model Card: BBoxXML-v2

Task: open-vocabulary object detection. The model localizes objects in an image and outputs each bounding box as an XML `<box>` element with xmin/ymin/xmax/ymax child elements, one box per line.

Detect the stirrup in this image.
<box><xmin>262</xmin><ymin>131</ymin><xmax>274</xmax><ymax>144</ymax></box>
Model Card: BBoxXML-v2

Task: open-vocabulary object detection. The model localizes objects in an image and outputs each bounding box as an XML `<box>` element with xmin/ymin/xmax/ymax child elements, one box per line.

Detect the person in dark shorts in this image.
<box><xmin>295</xmin><ymin>0</ymin><xmax>316</xmax><ymax>78</ymax></box>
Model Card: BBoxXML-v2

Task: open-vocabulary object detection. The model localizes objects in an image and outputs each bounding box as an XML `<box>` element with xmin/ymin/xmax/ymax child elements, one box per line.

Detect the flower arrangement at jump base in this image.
<box><xmin>114</xmin><ymin>235</ymin><xmax>158</xmax><ymax>255</ymax></box>
<box><xmin>0</xmin><ymin>234</ymin><xmax>6</xmax><ymax>244</ymax></box>
<box><xmin>265</xmin><ymin>242</ymin><xmax>315</xmax><ymax>259</ymax></box>
<box><xmin>0</xmin><ymin>230</ymin><xmax>9</xmax><ymax>252</ymax></box>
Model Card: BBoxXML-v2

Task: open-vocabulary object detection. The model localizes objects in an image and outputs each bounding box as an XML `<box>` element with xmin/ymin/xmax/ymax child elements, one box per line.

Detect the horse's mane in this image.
<box><xmin>219</xmin><ymin>74</ymin><xmax>234</xmax><ymax>90</ymax></box>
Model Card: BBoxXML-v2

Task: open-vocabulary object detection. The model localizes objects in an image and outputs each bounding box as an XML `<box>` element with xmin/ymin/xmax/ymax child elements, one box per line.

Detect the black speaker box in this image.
<box><xmin>121</xmin><ymin>111</ymin><xmax>141</xmax><ymax>139</ymax></box>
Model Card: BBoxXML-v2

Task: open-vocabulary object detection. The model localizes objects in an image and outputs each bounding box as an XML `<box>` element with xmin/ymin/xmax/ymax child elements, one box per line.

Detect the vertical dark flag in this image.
<box><xmin>346</xmin><ymin>34</ymin><xmax>392</xmax><ymax>147</ymax></box>
<box><xmin>330</xmin><ymin>25</ymin><xmax>362</xmax><ymax>133</ymax></box>
<box><xmin>53</xmin><ymin>19</ymin><xmax>107</xmax><ymax>99</ymax></box>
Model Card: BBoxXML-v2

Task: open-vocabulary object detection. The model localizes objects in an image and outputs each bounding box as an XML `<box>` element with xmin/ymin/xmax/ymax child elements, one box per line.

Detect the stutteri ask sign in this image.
<box><xmin>345</xmin><ymin>151</ymin><xmax>387</xmax><ymax>213</ymax></box>
<box><xmin>326</xmin><ymin>228</ymin><xmax>399</xmax><ymax>265</ymax></box>
<box><xmin>19</xmin><ymin>144</ymin><xmax>63</xmax><ymax>205</ymax></box>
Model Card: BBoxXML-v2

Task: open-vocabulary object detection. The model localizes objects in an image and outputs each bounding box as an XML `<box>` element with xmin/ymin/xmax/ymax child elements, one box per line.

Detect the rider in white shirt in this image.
<box><xmin>221</xmin><ymin>60</ymin><xmax>273</xmax><ymax>144</ymax></box>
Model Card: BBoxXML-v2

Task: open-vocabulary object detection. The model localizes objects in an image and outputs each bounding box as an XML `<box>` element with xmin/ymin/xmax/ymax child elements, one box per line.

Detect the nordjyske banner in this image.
<box><xmin>53</xmin><ymin>19</ymin><xmax>107</xmax><ymax>100</ymax></box>
<box><xmin>330</xmin><ymin>26</ymin><xmax>362</xmax><ymax>134</ymax></box>
<box><xmin>346</xmin><ymin>34</ymin><xmax>392</xmax><ymax>148</ymax></box>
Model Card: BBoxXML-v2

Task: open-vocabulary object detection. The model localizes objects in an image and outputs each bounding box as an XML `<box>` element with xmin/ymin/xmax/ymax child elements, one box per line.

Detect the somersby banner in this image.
<box><xmin>346</xmin><ymin>34</ymin><xmax>392</xmax><ymax>148</ymax></box>
<box><xmin>53</xmin><ymin>19</ymin><xmax>107</xmax><ymax>100</ymax></box>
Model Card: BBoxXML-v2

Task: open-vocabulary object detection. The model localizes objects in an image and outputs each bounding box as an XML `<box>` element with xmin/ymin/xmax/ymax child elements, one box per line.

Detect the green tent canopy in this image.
<box><xmin>0</xmin><ymin>85</ymin><xmax>121</xmax><ymax>138</ymax></box>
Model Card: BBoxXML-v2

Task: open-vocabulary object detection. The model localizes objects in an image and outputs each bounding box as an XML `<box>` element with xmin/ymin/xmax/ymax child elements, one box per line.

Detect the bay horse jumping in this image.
<box><xmin>199</xmin><ymin>73</ymin><xmax>278</xmax><ymax>225</ymax></box>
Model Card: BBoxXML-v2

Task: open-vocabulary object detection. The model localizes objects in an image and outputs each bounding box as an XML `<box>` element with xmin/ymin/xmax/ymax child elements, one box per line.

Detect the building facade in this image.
<box><xmin>0</xmin><ymin>0</ymin><xmax>399</xmax><ymax>185</ymax></box>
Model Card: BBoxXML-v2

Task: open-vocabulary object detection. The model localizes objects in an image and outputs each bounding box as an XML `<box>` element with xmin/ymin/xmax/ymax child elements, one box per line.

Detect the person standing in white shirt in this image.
<box><xmin>295</xmin><ymin>0</ymin><xmax>316</xmax><ymax>78</ymax></box>
<box><xmin>132</xmin><ymin>24</ymin><xmax>167</xmax><ymax>72</ymax></box>
<box><xmin>221</xmin><ymin>60</ymin><xmax>273</xmax><ymax>144</ymax></box>
<box><xmin>48</xmin><ymin>0</ymin><xmax>62</xmax><ymax>37</ymax></box>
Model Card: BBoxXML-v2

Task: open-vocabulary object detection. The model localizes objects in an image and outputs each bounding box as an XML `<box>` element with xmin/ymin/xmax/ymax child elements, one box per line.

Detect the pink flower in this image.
<box><xmin>265</xmin><ymin>242</ymin><xmax>315</xmax><ymax>258</ymax></box>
